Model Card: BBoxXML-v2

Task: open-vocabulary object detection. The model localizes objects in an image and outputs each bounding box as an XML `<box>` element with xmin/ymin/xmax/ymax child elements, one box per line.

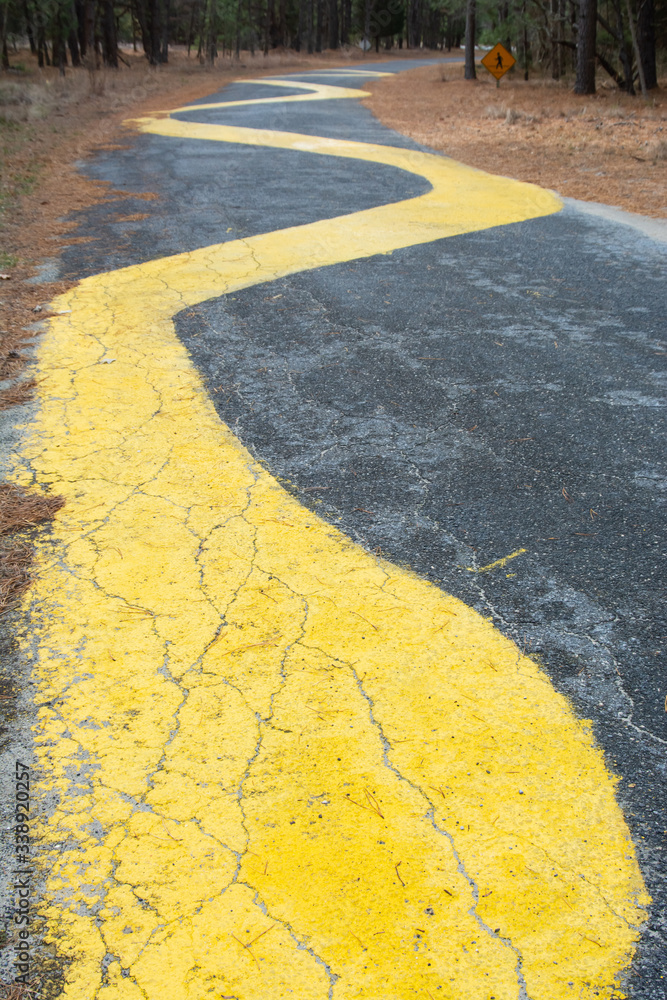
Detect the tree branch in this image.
<box><xmin>558</xmin><ymin>36</ymin><xmax>626</xmax><ymax>85</ymax></box>
<box><xmin>597</xmin><ymin>10</ymin><xmax>621</xmax><ymax>40</ymax></box>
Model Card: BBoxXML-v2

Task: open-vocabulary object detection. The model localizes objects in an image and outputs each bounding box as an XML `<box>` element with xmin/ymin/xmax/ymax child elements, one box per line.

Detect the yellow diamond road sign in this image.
<box><xmin>482</xmin><ymin>42</ymin><xmax>516</xmax><ymax>80</ymax></box>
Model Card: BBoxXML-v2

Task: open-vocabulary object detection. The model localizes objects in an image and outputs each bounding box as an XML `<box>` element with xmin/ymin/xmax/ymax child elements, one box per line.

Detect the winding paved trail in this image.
<box><xmin>5</xmin><ymin>61</ymin><xmax>666</xmax><ymax>1000</ymax></box>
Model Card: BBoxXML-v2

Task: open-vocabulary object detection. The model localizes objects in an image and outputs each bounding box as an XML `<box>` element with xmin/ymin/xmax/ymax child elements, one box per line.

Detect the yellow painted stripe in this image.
<box><xmin>127</xmin><ymin>117</ymin><xmax>560</xmax><ymax>252</ymax></box>
<box><xmin>16</xmin><ymin>82</ymin><xmax>647</xmax><ymax>1000</ymax></box>
<box><xmin>295</xmin><ymin>68</ymin><xmax>394</xmax><ymax>75</ymax></box>
<box><xmin>466</xmin><ymin>548</ymin><xmax>527</xmax><ymax>573</ymax></box>
<box><xmin>173</xmin><ymin>79</ymin><xmax>370</xmax><ymax>112</ymax></box>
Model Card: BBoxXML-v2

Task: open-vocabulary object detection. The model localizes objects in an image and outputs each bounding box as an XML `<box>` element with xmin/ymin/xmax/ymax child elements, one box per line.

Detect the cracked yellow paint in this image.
<box><xmin>16</xmin><ymin>80</ymin><xmax>648</xmax><ymax>1000</ymax></box>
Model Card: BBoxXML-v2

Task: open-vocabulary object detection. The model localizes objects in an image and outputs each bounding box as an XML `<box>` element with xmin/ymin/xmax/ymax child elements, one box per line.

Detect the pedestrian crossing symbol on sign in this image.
<box><xmin>481</xmin><ymin>43</ymin><xmax>516</xmax><ymax>80</ymax></box>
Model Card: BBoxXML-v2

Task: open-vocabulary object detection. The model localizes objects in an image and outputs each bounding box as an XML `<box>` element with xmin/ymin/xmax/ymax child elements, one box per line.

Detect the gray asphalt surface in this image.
<box><xmin>28</xmin><ymin>59</ymin><xmax>667</xmax><ymax>995</ymax></box>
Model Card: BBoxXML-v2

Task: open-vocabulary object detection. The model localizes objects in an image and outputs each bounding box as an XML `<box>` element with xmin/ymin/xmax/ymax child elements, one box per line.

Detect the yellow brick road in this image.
<box><xmin>15</xmin><ymin>80</ymin><xmax>648</xmax><ymax>999</ymax></box>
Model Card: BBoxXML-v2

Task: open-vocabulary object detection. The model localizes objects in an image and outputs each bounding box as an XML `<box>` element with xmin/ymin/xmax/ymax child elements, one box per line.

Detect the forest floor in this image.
<box><xmin>364</xmin><ymin>60</ymin><xmax>667</xmax><ymax>219</ymax></box>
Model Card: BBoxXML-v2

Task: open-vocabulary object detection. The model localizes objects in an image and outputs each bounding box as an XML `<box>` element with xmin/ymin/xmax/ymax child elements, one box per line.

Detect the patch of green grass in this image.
<box><xmin>0</xmin><ymin>251</ymin><xmax>19</xmax><ymax>269</ymax></box>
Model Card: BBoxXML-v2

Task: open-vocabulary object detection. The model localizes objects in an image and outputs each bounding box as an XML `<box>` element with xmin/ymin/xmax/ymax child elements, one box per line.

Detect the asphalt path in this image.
<box><xmin>6</xmin><ymin>59</ymin><xmax>666</xmax><ymax>998</ymax></box>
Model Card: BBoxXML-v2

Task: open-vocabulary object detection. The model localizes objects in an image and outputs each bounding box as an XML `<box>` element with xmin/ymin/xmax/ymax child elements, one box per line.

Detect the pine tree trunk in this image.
<box><xmin>149</xmin><ymin>0</ymin><xmax>161</xmax><ymax>63</ymax></box>
<box><xmin>235</xmin><ymin>0</ymin><xmax>241</xmax><ymax>56</ymax></box>
<box><xmin>499</xmin><ymin>0</ymin><xmax>511</xmax><ymax>50</ymax></box>
<box><xmin>264</xmin><ymin>0</ymin><xmax>271</xmax><ymax>53</ymax></box>
<box><xmin>341</xmin><ymin>0</ymin><xmax>350</xmax><ymax>43</ymax></box>
<box><xmin>574</xmin><ymin>0</ymin><xmax>597</xmax><ymax>93</ymax></box>
<box><xmin>625</xmin><ymin>0</ymin><xmax>647</xmax><ymax>94</ymax></box>
<box><xmin>279</xmin><ymin>0</ymin><xmax>286</xmax><ymax>46</ymax></box>
<box><xmin>406</xmin><ymin>0</ymin><xmax>417</xmax><ymax>46</ymax></box>
<box><xmin>315</xmin><ymin>0</ymin><xmax>322</xmax><ymax>50</ymax></box>
<box><xmin>612</xmin><ymin>0</ymin><xmax>634</xmax><ymax>92</ymax></box>
<box><xmin>186</xmin><ymin>0</ymin><xmax>195</xmax><ymax>54</ymax></box>
<box><xmin>53</xmin><ymin>0</ymin><xmax>68</xmax><ymax>73</ymax></box>
<box><xmin>328</xmin><ymin>0</ymin><xmax>338</xmax><ymax>48</ymax></box>
<box><xmin>24</xmin><ymin>0</ymin><xmax>37</xmax><ymax>54</ymax></box>
<box><xmin>464</xmin><ymin>0</ymin><xmax>476</xmax><ymax>78</ymax></box>
<box><xmin>295</xmin><ymin>0</ymin><xmax>304</xmax><ymax>49</ymax></box>
<box><xmin>550</xmin><ymin>0</ymin><xmax>560</xmax><ymax>77</ymax></box>
<box><xmin>0</xmin><ymin>2</ymin><xmax>9</xmax><ymax>70</ymax></box>
<box><xmin>160</xmin><ymin>0</ymin><xmax>169</xmax><ymax>61</ymax></box>
<box><xmin>84</xmin><ymin>0</ymin><xmax>97</xmax><ymax>67</ymax></box>
<box><xmin>74</xmin><ymin>0</ymin><xmax>85</xmax><ymax>54</ymax></box>
<box><xmin>206</xmin><ymin>0</ymin><xmax>216</xmax><ymax>61</ymax></box>
<box><xmin>637</xmin><ymin>0</ymin><xmax>656</xmax><ymax>88</ymax></box>
<box><xmin>101</xmin><ymin>0</ymin><xmax>119</xmax><ymax>65</ymax></box>
<box><xmin>68</xmin><ymin>27</ymin><xmax>82</xmax><ymax>65</ymax></box>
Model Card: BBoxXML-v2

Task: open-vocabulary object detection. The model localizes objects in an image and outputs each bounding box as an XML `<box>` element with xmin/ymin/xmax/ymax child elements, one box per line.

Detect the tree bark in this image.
<box><xmin>264</xmin><ymin>0</ymin><xmax>271</xmax><ymax>53</ymax></box>
<box><xmin>67</xmin><ymin>28</ymin><xmax>82</xmax><ymax>65</ymax></box>
<box><xmin>74</xmin><ymin>0</ymin><xmax>85</xmax><ymax>53</ymax></box>
<box><xmin>278</xmin><ymin>0</ymin><xmax>286</xmax><ymax>46</ymax></box>
<box><xmin>101</xmin><ymin>0</ymin><xmax>118</xmax><ymax>65</ymax></box>
<box><xmin>610</xmin><ymin>0</ymin><xmax>634</xmax><ymax>92</ymax></box>
<box><xmin>52</xmin><ymin>30</ymin><xmax>67</xmax><ymax>75</ymax></box>
<box><xmin>625</xmin><ymin>0</ymin><xmax>647</xmax><ymax>95</ymax></box>
<box><xmin>636</xmin><ymin>0</ymin><xmax>656</xmax><ymax>88</ymax></box>
<box><xmin>560</xmin><ymin>35</ymin><xmax>625</xmax><ymax>86</ymax></box>
<box><xmin>315</xmin><ymin>0</ymin><xmax>322</xmax><ymax>50</ymax></box>
<box><xmin>499</xmin><ymin>0</ymin><xmax>511</xmax><ymax>52</ymax></box>
<box><xmin>0</xmin><ymin>0</ymin><xmax>9</xmax><ymax>70</ymax></box>
<box><xmin>83</xmin><ymin>0</ymin><xmax>97</xmax><ymax>66</ymax></box>
<box><xmin>22</xmin><ymin>0</ymin><xmax>35</xmax><ymax>54</ymax></box>
<box><xmin>522</xmin><ymin>0</ymin><xmax>530</xmax><ymax>78</ymax></box>
<box><xmin>149</xmin><ymin>0</ymin><xmax>161</xmax><ymax>63</ymax></box>
<box><xmin>341</xmin><ymin>0</ymin><xmax>350</xmax><ymax>42</ymax></box>
<box><xmin>464</xmin><ymin>0</ymin><xmax>476</xmax><ymax>78</ymax></box>
<box><xmin>186</xmin><ymin>0</ymin><xmax>195</xmax><ymax>54</ymax></box>
<box><xmin>557</xmin><ymin>0</ymin><xmax>565</xmax><ymax>74</ymax></box>
<box><xmin>574</xmin><ymin>0</ymin><xmax>597</xmax><ymax>93</ymax></box>
<box><xmin>135</xmin><ymin>0</ymin><xmax>165</xmax><ymax>65</ymax></box>
<box><xmin>204</xmin><ymin>0</ymin><xmax>216</xmax><ymax>60</ymax></box>
<box><xmin>50</xmin><ymin>0</ymin><xmax>68</xmax><ymax>74</ymax></box>
<box><xmin>295</xmin><ymin>0</ymin><xmax>304</xmax><ymax>49</ymax></box>
<box><xmin>160</xmin><ymin>0</ymin><xmax>169</xmax><ymax>61</ymax></box>
<box><xmin>328</xmin><ymin>0</ymin><xmax>338</xmax><ymax>48</ymax></box>
<box><xmin>550</xmin><ymin>0</ymin><xmax>561</xmax><ymax>77</ymax></box>
<box><xmin>406</xmin><ymin>0</ymin><xmax>418</xmax><ymax>46</ymax></box>
<box><xmin>551</xmin><ymin>25</ymin><xmax>561</xmax><ymax>78</ymax></box>
<box><xmin>36</xmin><ymin>12</ymin><xmax>50</xmax><ymax>66</ymax></box>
